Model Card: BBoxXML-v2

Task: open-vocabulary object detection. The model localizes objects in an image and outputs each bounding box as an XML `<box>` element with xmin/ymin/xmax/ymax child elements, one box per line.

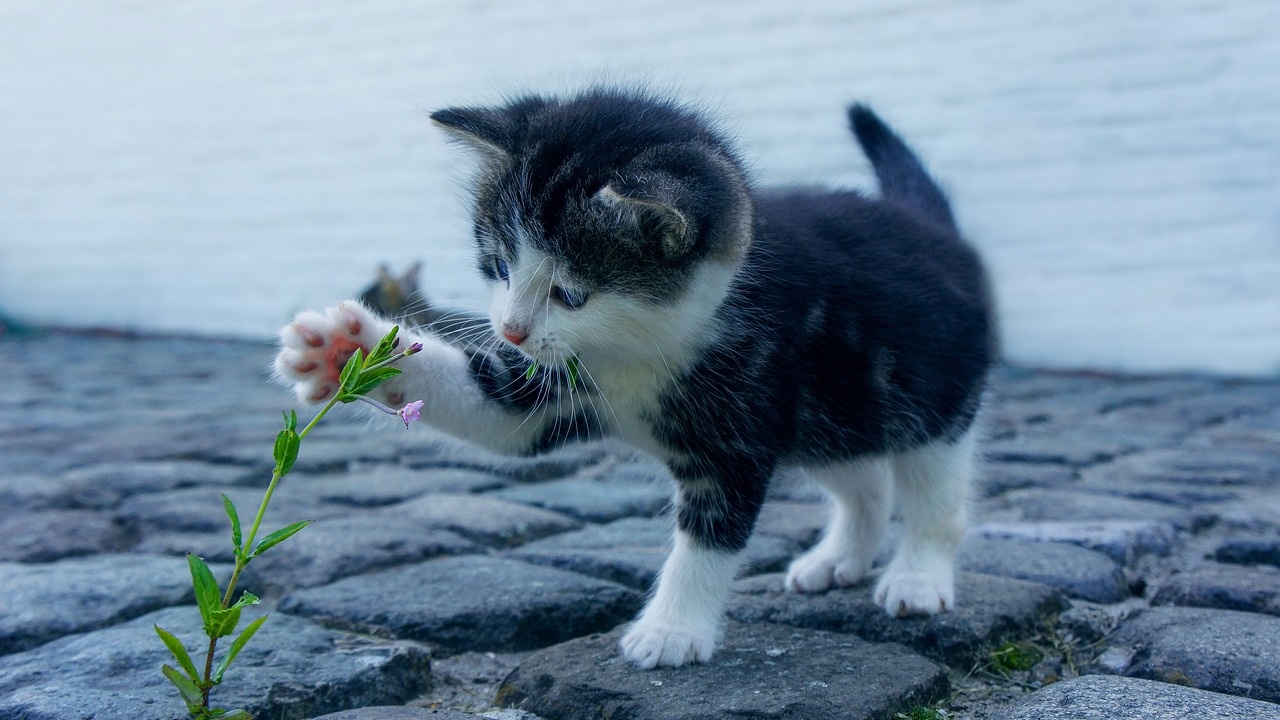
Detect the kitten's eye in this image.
<box><xmin>494</xmin><ymin>258</ymin><xmax>510</xmax><ymax>284</ymax></box>
<box><xmin>551</xmin><ymin>285</ymin><xmax>589</xmax><ymax>310</ymax></box>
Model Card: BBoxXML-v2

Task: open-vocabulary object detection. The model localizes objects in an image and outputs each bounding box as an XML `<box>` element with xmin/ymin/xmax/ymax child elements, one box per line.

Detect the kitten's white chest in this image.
<box><xmin>582</xmin><ymin>360</ymin><xmax>677</xmax><ymax>460</ymax></box>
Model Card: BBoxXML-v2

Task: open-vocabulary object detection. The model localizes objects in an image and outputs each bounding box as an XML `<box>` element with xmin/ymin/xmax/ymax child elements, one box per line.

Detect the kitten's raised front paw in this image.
<box><xmin>275</xmin><ymin>301</ymin><xmax>392</xmax><ymax>404</ymax></box>
<box><xmin>620</xmin><ymin>618</ymin><xmax>717</xmax><ymax>669</ymax></box>
<box><xmin>784</xmin><ymin>545</ymin><xmax>870</xmax><ymax>593</ymax></box>
<box><xmin>874</xmin><ymin>562</ymin><xmax>955</xmax><ymax>618</ymax></box>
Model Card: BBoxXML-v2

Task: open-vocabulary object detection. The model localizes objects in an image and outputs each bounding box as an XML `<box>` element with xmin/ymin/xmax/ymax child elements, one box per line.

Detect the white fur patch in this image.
<box><xmin>620</xmin><ymin>530</ymin><xmax>740</xmax><ymax>668</ymax></box>
<box><xmin>874</xmin><ymin>429</ymin><xmax>975</xmax><ymax>616</ymax></box>
<box><xmin>785</xmin><ymin>457</ymin><xmax>893</xmax><ymax>593</ymax></box>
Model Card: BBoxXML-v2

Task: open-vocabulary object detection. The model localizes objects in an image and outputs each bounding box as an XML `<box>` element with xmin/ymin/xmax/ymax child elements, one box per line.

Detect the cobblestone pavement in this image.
<box><xmin>1</xmin><ymin>330</ymin><xmax>1279</xmax><ymax>719</ymax></box>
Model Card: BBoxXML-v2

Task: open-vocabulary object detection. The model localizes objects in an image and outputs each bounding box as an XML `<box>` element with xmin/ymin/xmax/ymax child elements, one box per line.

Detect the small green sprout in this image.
<box><xmin>989</xmin><ymin>641</ymin><xmax>1045</xmax><ymax>674</ymax></box>
<box><xmin>155</xmin><ymin>327</ymin><xmax>419</xmax><ymax>719</ymax></box>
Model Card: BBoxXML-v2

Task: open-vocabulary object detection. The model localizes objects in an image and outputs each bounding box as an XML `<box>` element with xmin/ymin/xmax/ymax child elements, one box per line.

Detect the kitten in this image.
<box><xmin>275</xmin><ymin>88</ymin><xmax>995</xmax><ymax>669</ymax></box>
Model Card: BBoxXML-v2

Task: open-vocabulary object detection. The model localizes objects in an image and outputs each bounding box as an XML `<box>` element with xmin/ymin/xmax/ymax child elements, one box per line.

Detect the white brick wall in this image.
<box><xmin>1</xmin><ymin>0</ymin><xmax>1277</xmax><ymax>375</ymax></box>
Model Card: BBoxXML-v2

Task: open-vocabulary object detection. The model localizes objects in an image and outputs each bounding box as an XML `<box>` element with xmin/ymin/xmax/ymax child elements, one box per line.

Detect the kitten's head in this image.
<box><xmin>432</xmin><ymin>88</ymin><xmax>752</xmax><ymax>367</ymax></box>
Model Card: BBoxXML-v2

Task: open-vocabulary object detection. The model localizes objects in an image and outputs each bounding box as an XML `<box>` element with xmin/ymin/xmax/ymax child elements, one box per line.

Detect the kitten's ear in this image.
<box><xmin>597</xmin><ymin>179</ymin><xmax>694</xmax><ymax>258</ymax></box>
<box><xmin>430</xmin><ymin>96</ymin><xmax>548</xmax><ymax>159</ymax></box>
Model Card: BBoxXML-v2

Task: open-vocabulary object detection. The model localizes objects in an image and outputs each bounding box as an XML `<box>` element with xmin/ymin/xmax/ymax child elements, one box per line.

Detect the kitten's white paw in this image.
<box><xmin>620</xmin><ymin>618</ymin><xmax>717</xmax><ymax>669</ymax></box>
<box><xmin>784</xmin><ymin>546</ymin><xmax>869</xmax><ymax>593</ymax></box>
<box><xmin>874</xmin><ymin>561</ymin><xmax>955</xmax><ymax>618</ymax></box>
<box><xmin>275</xmin><ymin>301</ymin><xmax>396</xmax><ymax>404</ymax></box>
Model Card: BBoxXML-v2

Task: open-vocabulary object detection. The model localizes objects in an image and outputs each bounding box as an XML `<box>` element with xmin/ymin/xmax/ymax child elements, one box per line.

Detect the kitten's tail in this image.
<box><xmin>848</xmin><ymin>104</ymin><xmax>957</xmax><ymax>232</ymax></box>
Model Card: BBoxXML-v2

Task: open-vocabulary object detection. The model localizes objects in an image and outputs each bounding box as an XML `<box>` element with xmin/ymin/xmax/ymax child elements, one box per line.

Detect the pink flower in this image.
<box><xmin>398</xmin><ymin>400</ymin><xmax>424</xmax><ymax>428</ymax></box>
<box><xmin>405</xmin><ymin>342</ymin><xmax>424</xmax><ymax>355</ymax></box>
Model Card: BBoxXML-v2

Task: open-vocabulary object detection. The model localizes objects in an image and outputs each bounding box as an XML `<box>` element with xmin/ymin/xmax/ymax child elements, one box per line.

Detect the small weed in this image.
<box><xmin>155</xmin><ymin>327</ymin><xmax>421</xmax><ymax>719</ymax></box>
<box><xmin>989</xmin><ymin>641</ymin><xmax>1045</xmax><ymax>674</ymax></box>
<box><xmin>896</xmin><ymin>707</ymin><xmax>949</xmax><ymax>720</ymax></box>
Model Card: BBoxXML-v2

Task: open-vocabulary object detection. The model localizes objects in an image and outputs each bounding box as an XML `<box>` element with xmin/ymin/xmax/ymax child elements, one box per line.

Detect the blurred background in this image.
<box><xmin>0</xmin><ymin>0</ymin><xmax>1276</xmax><ymax>375</ymax></box>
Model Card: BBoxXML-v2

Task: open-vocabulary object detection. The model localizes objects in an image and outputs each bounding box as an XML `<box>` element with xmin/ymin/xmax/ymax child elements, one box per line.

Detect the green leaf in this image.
<box><xmin>368</xmin><ymin>326</ymin><xmax>400</xmax><ymax>364</ymax></box>
<box><xmin>212</xmin><ymin>614</ymin><xmax>268</xmax><ymax>684</ymax></box>
<box><xmin>209</xmin><ymin>605</ymin><xmax>241</xmax><ymax>639</ymax></box>
<box><xmin>566</xmin><ymin>356</ymin><xmax>581</xmax><ymax>386</ymax></box>
<box><xmin>337</xmin><ymin>348</ymin><xmax>364</xmax><ymax>399</ymax></box>
<box><xmin>229</xmin><ymin>590</ymin><xmax>260</xmax><ymax>611</ymax></box>
<box><xmin>188</xmin><ymin>554</ymin><xmax>221</xmax><ymax>633</ymax></box>
<box><xmin>154</xmin><ymin>625</ymin><xmax>200</xmax><ymax>684</ymax></box>
<box><xmin>283</xmin><ymin>409</ymin><xmax>298</xmax><ymax>432</ymax></box>
<box><xmin>217</xmin><ymin>710</ymin><xmax>253</xmax><ymax>720</ymax></box>
<box><xmin>221</xmin><ymin>494</ymin><xmax>242</xmax><ymax>554</ymax></box>
<box><xmin>272</xmin><ymin>428</ymin><xmax>300</xmax><ymax>476</ymax></box>
<box><xmin>350</xmin><ymin>367</ymin><xmax>402</xmax><ymax>397</ymax></box>
<box><xmin>524</xmin><ymin>361</ymin><xmax>538</xmax><ymax>380</ymax></box>
<box><xmin>162</xmin><ymin>663</ymin><xmax>205</xmax><ymax>713</ymax></box>
<box><xmin>249</xmin><ymin>520</ymin><xmax>311</xmax><ymax>559</ymax></box>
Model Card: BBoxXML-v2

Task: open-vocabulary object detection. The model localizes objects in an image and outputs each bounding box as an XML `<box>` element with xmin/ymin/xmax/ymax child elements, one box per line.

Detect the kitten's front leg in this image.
<box><xmin>621</xmin><ymin>474</ymin><xmax>766</xmax><ymax>668</ymax></box>
<box><xmin>275</xmin><ymin>301</ymin><xmax>571</xmax><ymax>455</ymax></box>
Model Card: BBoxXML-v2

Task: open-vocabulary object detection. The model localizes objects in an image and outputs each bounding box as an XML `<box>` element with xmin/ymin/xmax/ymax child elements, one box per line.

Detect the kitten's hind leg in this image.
<box><xmin>785</xmin><ymin>458</ymin><xmax>892</xmax><ymax>593</ymax></box>
<box><xmin>875</xmin><ymin>429</ymin><xmax>975</xmax><ymax>617</ymax></box>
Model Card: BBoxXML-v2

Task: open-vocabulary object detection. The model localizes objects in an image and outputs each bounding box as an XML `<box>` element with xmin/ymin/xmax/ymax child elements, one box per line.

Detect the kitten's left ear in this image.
<box><xmin>597</xmin><ymin>178</ymin><xmax>694</xmax><ymax>258</ymax></box>
<box><xmin>431</xmin><ymin>96</ymin><xmax>548</xmax><ymax>159</ymax></box>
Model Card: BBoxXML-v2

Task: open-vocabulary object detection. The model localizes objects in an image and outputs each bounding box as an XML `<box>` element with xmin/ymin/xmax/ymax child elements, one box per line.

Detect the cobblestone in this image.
<box><xmin>495</xmin><ymin>623</ymin><xmax>948</xmax><ymax>720</ymax></box>
<box><xmin>1</xmin><ymin>331</ymin><xmax>1279</xmax><ymax>718</ymax></box>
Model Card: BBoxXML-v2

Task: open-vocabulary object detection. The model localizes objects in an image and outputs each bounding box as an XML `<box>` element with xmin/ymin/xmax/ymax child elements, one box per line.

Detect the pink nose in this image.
<box><xmin>502</xmin><ymin>324</ymin><xmax>528</xmax><ymax>346</ymax></box>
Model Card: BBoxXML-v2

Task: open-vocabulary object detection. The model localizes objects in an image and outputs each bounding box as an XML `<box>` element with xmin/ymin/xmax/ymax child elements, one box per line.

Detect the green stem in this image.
<box><xmin>200</xmin><ymin>393</ymin><xmax>342</xmax><ymax>711</ymax></box>
<box><xmin>218</xmin><ymin>393</ymin><xmax>339</xmax><ymax>608</ymax></box>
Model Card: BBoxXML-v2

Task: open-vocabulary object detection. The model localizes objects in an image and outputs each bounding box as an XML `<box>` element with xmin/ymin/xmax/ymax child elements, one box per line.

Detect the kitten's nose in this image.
<box><xmin>501</xmin><ymin>323</ymin><xmax>528</xmax><ymax>346</ymax></box>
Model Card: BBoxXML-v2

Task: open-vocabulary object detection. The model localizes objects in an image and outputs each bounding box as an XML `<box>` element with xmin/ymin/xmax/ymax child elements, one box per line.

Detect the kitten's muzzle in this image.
<box><xmin>501</xmin><ymin>323</ymin><xmax>529</xmax><ymax>346</ymax></box>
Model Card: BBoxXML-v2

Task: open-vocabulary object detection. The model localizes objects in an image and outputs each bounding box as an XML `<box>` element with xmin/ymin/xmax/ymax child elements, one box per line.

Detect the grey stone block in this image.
<box><xmin>495</xmin><ymin>622</ymin><xmax>948</xmax><ymax>720</ymax></box>
<box><xmin>0</xmin><ymin>554</ymin><xmax>230</xmax><ymax>655</ymax></box>
<box><xmin>1081</xmin><ymin>446</ymin><xmax>1280</xmax><ymax>490</ymax></box>
<box><xmin>983</xmin><ymin>426</ymin><xmax>1142</xmax><ymax>467</ymax></box>
<box><xmin>279</xmin><ymin>556</ymin><xmax>641</xmax><ymax>655</ymax></box>
<box><xmin>990</xmin><ymin>489</ymin><xmax>1216</xmax><ymax>532</ymax></box>
<box><xmin>975</xmin><ymin>520</ymin><xmax>1178</xmax><ymax>564</ymax></box>
<box><xmin>976</xmin><ymin>461</ymin><xmax>1075</xmax><ymax>498</ymax></box>
<box><xmin>727</xmin><ymin>572</ymin><xmax>1066</xmax><ymax>667</ymax></box>
<box><xmin>61</xmin><ymin>459</ymin><xmax>258</xmax><ymax>497</ymax></box>
<box><xmin>116</xmin><ymin>485</ymin><xmax>341</xmax><ymax>535</ymax></box>
<box><xmin>1005</xmin><ymin>675</ymin><xmax>1280</xmax><ymax>720</ymax></box>
<box><xmin>488</xmin><ymin>464</ymin><xmax>671</xmax><ymax>522</ymax></box>
<box><xmin>1216</xmin><ymin>536</ymin><xmax>1280</xmax><ymax>568</ymax></box>
<box><xmin>0</xmin><ymin>473</ymin><xmax>118</xmax><ymax>512</ymax></box>
<box><xmin>388</xmin><ymin>493</ymin><xmax>582</xmax><ymax>547</ymax></box>
<box><xmin>305</xmin><ymin>465</ymin><xmax>510</xmax><ymax>506</ymax></box>
<box><xmin>312</xmin><ymin>710</ymin><xmax>477</xmax><ymax>720</ymax></box>
<box><xmin>239</xmin><ymin>514</ymin><xmax>480</xmax><ymax>593</ymax></box>
<box><xmin>509</xmin><ymin>516</ymin><xmax>797</xmax><ymax>590</ymax></box>
<box><xmin>0</xmin><ymin>508</ymin><xmax>134</xmax><ymax>562</ymax></box>
<box><xmin>398</xmin><ymin>433</ymin><xmax>615</xmax><ymax>483</ymax></box>
<box><xmin>1055</xmin><ymin>602</ymin><xmax>1120</xmax><ymax>645</ymax></box>
<box><xmin>1152</xmin><ymin>563</ymin><xmax>1280</xmax><ymax>617</ymax></box>
<box><xmin>957</xmin><ymin>537</ymin><xmax>1128</xmax><ymax>603</ymax></box>
<box><xmin>1107</xmin><ymin>606</ymin><xmax>1280</xmax><ymax>702</ymax></box>
<box><xmin>0</xmin><ymin>606</ymin><xmax>431</xmax><ymax>720</ymax></box>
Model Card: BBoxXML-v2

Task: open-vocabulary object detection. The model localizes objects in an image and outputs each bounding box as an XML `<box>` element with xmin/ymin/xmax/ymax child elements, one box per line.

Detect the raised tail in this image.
<box><xmin>848</xmin><ymin>104</ymin><xmax>957</xmax><ymax>232</ymax></box>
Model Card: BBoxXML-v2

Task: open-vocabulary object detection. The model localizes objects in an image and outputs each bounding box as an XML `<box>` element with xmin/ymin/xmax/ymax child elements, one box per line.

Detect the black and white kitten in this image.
<box><xmin>275</xmin><ymin>88</ymin><xmax>995</xmax><ymax>669</ymax></box>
